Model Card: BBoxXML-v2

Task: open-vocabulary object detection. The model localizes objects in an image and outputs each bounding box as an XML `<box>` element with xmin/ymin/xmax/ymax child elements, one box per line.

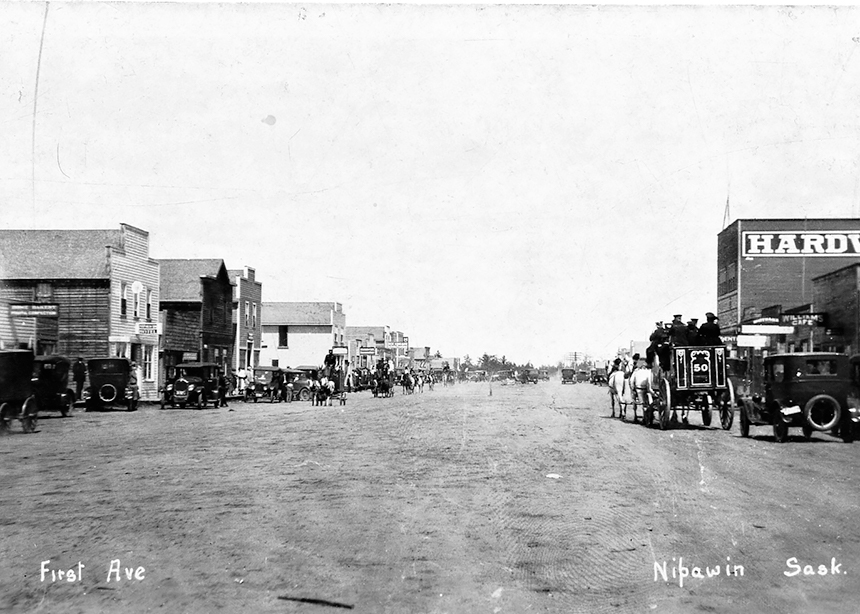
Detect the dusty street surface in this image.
<box><xmin>1</xmin><ymin>381</ymin><xmax>858</xmax><ymax>613</ymax></box>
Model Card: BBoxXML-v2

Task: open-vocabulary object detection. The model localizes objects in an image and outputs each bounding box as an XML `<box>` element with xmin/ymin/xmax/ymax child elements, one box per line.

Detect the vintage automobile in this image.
<box><xmin>575</xmin><ymin>370</ymin><xmax>589</xmax><ymax>384</ymax></box>
<box><xmin>539</xmin><ymin>369</ymin><xmax>550</xmax><ymax>381</ymax></box>
<box><xmin>738</xmin><ymin>352</ymin><xmax>856</xmax><ymax>443</ymax></box>
<box><xmin>244</xmin><ymin>366</ymin><xmax>287</xmax><ymax>403</ymax></box>
<box><xmin>165</xmin><ymin>362</ymin><xmax>220</xmax><ymax>409</ymax></box>
<box><xmin>590</xmin><ymin>368</ymin><xmax>608</xmax><ymax>386</ymax></box>
<box><xmin>561</xmin><ymin>368</ymin><xmax>575</xmax><ymax>384</ymax></box>
<box><xmin>33</xmin><ymin>355</ymin><xmax>75</xmax><ymax>416</ymax></box>
<box><xmin>84</xmin><ymin>358</ymin><xmax>138</xmax><ymax>412</ymax></box>
<box><xmin>0</xmin><ymin>349</ymin><xmax>38</xmax><ymax>433</ymax></box>
<box><xmin>519</xmin><ymin>369</ymin><xmax>539</xmax><ymax>384</ymax></box>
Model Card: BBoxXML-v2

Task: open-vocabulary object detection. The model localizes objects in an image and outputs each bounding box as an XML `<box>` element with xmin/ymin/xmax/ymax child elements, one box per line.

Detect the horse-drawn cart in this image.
<box><xmin>0</xmin><ymin>350</ymin><xmax>38</xmax><ymax>434</ymax></box>
<box><xmin>645</xmin><ymin>345</ymin><xmax>735</xmax><ymax>430</ymax></box>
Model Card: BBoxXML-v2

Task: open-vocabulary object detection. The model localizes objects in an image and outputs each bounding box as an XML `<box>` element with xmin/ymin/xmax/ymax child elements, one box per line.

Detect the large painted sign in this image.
<box><xmin>742</xmin><ymin>231</ymin><xmax>860</xmax><ymax>256</ymax></box>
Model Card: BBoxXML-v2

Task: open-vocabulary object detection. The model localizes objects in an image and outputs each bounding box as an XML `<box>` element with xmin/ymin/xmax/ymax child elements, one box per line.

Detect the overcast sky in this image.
<box><xmin>2</xmin><ymin>3</ymin><xmax>859</xmax><ymax>365</ymax></box>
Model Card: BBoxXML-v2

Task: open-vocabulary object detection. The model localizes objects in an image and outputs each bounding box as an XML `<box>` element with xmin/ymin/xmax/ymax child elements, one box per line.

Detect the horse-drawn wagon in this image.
<box><xmin>0</xmin><ymin>350</ymin><xmax>39</xmax><ymax>433</ymax></box>
<box><xmin>645</xmin><ymin>345</ymin><xmax>734</xmax><ymax>430</ymax></box>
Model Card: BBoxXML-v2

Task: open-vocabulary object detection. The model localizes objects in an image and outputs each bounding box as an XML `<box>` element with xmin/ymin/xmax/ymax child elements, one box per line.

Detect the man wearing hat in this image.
<box><xmin>698</xmin><ymin>312</ymin><xmax>723</xmax><ymax>345</ymax></box>
<box><xmin>669</xmin><ymin>314</ymin><xmax>689</xmax><ymax>347</ymax></box>
<box><xmin>686</xmin><ymin>318</ymin><xmax>700</xmax><ymax>346</ymax></box>
<box><xmin>647</xmin><ymin>321</ymin><xmax>668</xmax><ymax>367</ymax></box>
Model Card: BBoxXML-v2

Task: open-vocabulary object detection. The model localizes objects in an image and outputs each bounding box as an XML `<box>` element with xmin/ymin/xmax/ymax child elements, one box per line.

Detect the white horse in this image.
<box><xmin>628</xmin><ymin>366</ymin><xmax>653</xmax><ymax>423</ymax></box>
<box><xmin>608</xmin><ymin>370</ymin><xmax>630</xmax><ymax>419</ymax></box>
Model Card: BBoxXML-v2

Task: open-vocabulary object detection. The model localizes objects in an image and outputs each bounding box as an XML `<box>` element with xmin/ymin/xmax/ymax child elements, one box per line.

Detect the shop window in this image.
<box><xmin>143</xmin><ymin>345</ymin><xmax>154</xmax><ymax>380</ymax></box>
<box><xmin>35</xmin><ymin>282</ymin><xmax>52</xmax><ymax>301</ymax></box>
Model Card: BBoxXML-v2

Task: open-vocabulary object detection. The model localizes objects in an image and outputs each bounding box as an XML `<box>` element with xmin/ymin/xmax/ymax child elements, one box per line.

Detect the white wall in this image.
<box><xmin>260</xmin><ymin>324</ymin><xmax>333</xmax><ymax>368</ymax></box>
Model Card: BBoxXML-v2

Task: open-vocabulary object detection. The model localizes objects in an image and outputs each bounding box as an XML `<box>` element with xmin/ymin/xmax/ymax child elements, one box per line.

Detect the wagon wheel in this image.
<box><xmin>717</xmin><ymin>381</ymin><xmax>735</xmax><ymax>430</ymax></box>
<box><xmin>656</xmin><ymin>378</ymin><xmax>672</xmax><ymax>430</ymax></box>
<box><xmin>21</xmin><ymin>396</ymin><xmax>38</xmax><ymax>433</ymax></box>
<box><xmin>773</xmin><ymin>408</ymin><xmax>789</xmax><ymax>443</ymax></box>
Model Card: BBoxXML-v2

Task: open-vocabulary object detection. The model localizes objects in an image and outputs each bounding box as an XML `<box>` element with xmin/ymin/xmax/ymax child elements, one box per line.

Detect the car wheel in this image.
<box><xmin>62</xmin><ymin>391</ymin><xmax>73</xmax><ymax>417</ymax></box>
<box><xmin>21</xmin><ymin>397</ymin><xmax>38</xmax><ymax>433</ymax></box>
<box><xmin>739</xmin><ymin>401</ymin><xmax>751</xmax><ymax>438</ymax></box>
<box><xmin>804</xmin><ymin>394</ymin><xmax>841</xmax><ymax>432</ymax></box>
<box><xmin>0</xmin><ymin>402</ymin><xmax>11</xmax><ymax>434</ymax></box>
<box><xmin>299</xmin><ymin>388</ymin><xmax>311</xmax><ymax>402</ymax></box>
<box><xmin>197</xmin><ymin>393</ymin><xmax>204</xmax><ymax>410</ymax></box>
<box><xmin>773</xmin><ymin>412</ymin><xmax>789</xmax><ymax>443</ymax></box>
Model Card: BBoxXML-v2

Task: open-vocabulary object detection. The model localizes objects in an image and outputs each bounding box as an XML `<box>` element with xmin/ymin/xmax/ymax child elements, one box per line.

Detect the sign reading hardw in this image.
<box><xmin>742</xmin><ymin>232</ymin><xmax>860</xmax><ymax>256</ymax></box>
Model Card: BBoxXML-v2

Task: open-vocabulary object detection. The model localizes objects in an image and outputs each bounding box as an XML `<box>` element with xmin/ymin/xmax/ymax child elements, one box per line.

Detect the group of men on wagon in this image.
<box><xmin>646</xmin><ymin>312</ymin><xmax>723</xmax><ymax>371</ymax></box>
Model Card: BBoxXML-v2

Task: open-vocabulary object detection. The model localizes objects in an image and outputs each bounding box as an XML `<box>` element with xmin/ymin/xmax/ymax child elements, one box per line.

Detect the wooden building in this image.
<box><xmin>159</xmin><ymin>259</ymin><xmax>235</xmax><ymax>382</ymax></box>
<box><xmin>0</xmin><ymin>224</ymin><xmax>161</xmax><ymax>399</ymax></box>
<box><xmin>229</xmin><ymin>266</ymin><xmax>263</xmax><ymax>372</ymax></box>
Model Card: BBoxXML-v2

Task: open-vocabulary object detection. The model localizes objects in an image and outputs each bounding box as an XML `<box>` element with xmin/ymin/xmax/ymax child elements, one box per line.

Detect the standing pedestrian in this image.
<box><xmin>73</xmin><ymin>357</ymin><xmax>87</xmax><ymax>401</ymax></box>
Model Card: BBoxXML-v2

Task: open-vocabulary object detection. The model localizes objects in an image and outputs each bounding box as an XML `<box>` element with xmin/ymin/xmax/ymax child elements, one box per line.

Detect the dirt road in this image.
<box><xmin>1</xmin><ymin>381</ymin><xmax>857</xmax><ymax>613</ymax></box>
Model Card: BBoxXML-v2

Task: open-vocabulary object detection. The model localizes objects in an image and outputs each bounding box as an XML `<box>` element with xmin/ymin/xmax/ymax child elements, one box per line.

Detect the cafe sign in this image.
<box><xmin>779</xmin><ymin>313</ymin><xmax>827</xmax><ymax>327</ymax></box>
<box><xmin>743</xmin><ymin>231</ymin><xmax>860</xmax><ymax>257</ymax></box>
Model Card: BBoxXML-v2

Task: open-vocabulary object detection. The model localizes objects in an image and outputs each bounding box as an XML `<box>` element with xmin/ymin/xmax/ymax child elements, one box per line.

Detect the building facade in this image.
<box><xmin>718</xmin><ymin>218</ymin><xmax>860</xmax><ymax>337</ymax></box>
<box><xmin>229</xmin><ymin>266</ymin><xmax>262</xmax><ymax>372</ymax></box>
<box><xmin>159</xmin><ymin>259</ymin><xmax>234</xmax><ymax>382</ymax></box>
<box><xmin>260</xmin><ymin>302</ymin><xmax>346</xmax><ymax>368</ymax></box>
<box><xmin>346</xmin><ymin>325</ymin><xmax>391</xmax><ymax>369</ymax></box>
<box><xmin>0</xmin><ymin>224</ymin><xmax>161</xmax><ymax>399</ymax></box>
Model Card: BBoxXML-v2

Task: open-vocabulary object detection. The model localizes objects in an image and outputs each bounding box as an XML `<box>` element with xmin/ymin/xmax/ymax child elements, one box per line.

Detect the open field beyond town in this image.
<box><xmin>1</xmin><ymin>381</ymin><xmax>858</xmax><ymax>614</ymax></box>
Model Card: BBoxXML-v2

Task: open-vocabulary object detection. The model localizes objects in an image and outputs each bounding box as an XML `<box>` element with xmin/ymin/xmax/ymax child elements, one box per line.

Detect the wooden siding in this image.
<box><xmin>161</xmin><ymin>304</ymin><xmax>201</xmax><ymax>352</ymax></box>
<box><xmin>0</xmin><ymin>280</ymin><xmax>110</xmax><ymax>357</ymax></box>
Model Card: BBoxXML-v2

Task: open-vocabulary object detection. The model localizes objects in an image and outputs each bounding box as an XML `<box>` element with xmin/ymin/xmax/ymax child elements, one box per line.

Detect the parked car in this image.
<box><xmin>519</xmin><ymin>369</ymin><xmax>539</xmax><ymax>384</ymax></box>
<box><xmin>32</xmin><ymin>355</ymin><xmax>74</xmax><ymax>416</ymax></box>
<box><xmin>0</xmin><ymin>349</ymin><xmax>38</xmax><ymax>433</ymax></box>
<box><xmin>561</xmin><ymin>368</ymin><xmax>575</xmax><ymax>384</ymax></box>
<box><xmin>244</xmin><ymin>366</ymin><xmax>284</xmax><ymax>403</ymax></box>
<box><xmin>84</xmin><ymin>358</ymin><xmax>138</xmax><ymax>412</ymax></box>
<box><xmin>165</xmin><ymin>362</ymin><xmax>220</xmax><ymax>409</ymax></box>
<box><xmin>738</xmin><ymin>352</ymin><xmax>856</xmax><ymax>443</ymax></box>
<box><xmin>281</xmin><ymin>368</ymin><xmax>312</xmax><ymax>401</ymax></box>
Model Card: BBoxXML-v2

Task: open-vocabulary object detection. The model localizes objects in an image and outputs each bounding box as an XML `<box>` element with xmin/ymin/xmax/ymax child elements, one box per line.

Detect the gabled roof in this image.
<box><xmin>0</xmin><ymin>229</ymin><xmax>122</xmax><ymax>279</ymax></box>
<box><xmin>159</xmin><ymin>259</ymin><xmax>231</xmax><ymax>302</ymax></box>
<box><xmin>262</xmin><ymin>302</ymin><xmax>337</xmax><ymax>326</ymax></box>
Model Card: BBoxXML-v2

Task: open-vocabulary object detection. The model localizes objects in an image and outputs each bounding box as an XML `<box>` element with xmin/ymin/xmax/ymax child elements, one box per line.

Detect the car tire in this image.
<box><xmin>804</xmin><ymin>394</ymin><xmax>841</xmax><ymax>432</ymax></box>
<box><xmin>773</xmin><ymin>411</ymin><xmax>789</xmax><ymax>443</ymax></box>
<box><xmin>299</xmin><ymin>388</ymin><xmax>311</xmax><ymax>402</ymax></box>
<box><xmin>739</xmin><ymin>400</ymin><xmax>751</xmax><ymax>438</ymax></box>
